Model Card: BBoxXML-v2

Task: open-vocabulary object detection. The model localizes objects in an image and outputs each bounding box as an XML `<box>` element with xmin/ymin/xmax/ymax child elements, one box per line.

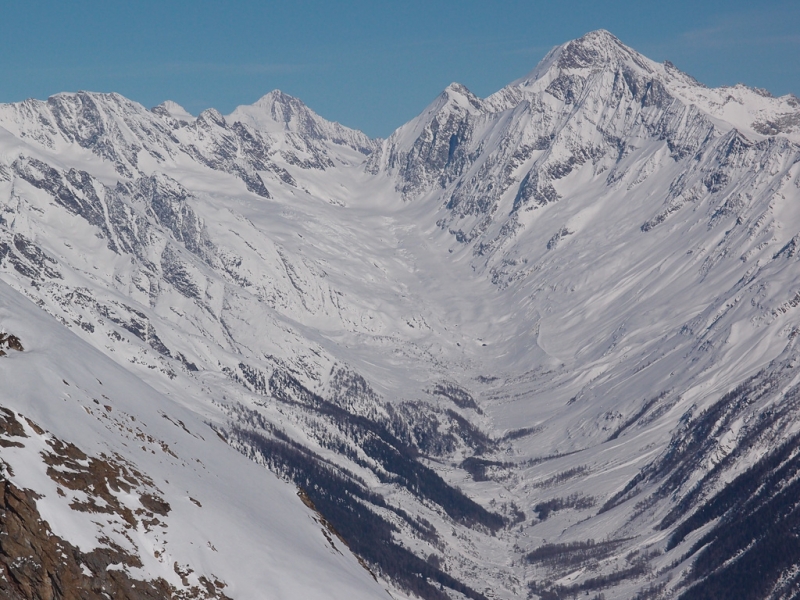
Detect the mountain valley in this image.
<box><xmin>1</xmin><ymin>30</ymin><xmax>800</xmax><ymax>599</ymax></box>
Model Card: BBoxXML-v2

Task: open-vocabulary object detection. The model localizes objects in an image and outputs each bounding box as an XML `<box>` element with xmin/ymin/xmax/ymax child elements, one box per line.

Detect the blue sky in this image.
<box><xmin>3</xmin><ymin>1</ymin><xmax>799</xmax><ymax>137</ymax></box>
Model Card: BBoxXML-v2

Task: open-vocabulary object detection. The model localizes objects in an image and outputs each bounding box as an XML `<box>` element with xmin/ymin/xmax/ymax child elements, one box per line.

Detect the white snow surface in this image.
<box><xmin>0</xmin><ymin>281</ymin><xmax>389</xmax><ymax>599</ymax></box>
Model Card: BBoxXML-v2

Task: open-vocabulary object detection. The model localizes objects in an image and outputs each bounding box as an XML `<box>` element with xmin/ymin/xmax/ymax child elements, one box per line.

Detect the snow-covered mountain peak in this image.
<box><xmin>251</xmin><ymin>89</ymin><xmax>310</xmax><ymax>122</ymax></box>
<box><xmin>0</xmin><ymin>89</ymin><xmax>151</xmax><ymax>136</ymax></box>
<box><xmin>511</xmin><ymin>29</ymin><xmax>656</xmax><ymax>91</ymax></box>
<box><xmin>47</xmin><ymin>89</ymin><xmax>133</xmax><ymax>107</ymax></box>
<box><xmin>363</xmin><ymin>81</ymin><xmax>491</xmax><ymax>184</ymax></box>
<box><xmin>227</xmin><ymin>90</ymin><xmax>378</xmax><ymax>155</ymax></box>
<box><xmin>530</xmin><ymin>30</ymin><xmax>800</xmax><ymax>142</ymax></box>
<box><xmin>151</xmin><ymin>100</ymin><xmax>195</xmax><ymax>123</ymax></box>
<box><xmin>195</xmin><ymin>107</ymin><xmax>227</xmax><ymax>128</ymax></box>
<box><xmin>406</xmin><ymin>81</ymin><xmax>487</xmax><ymax>128</ymax></box>
<box><xmin>233</xmin><ymin>89</ymin><xmax>313</xmax><ymax>133</ymax></box>
<box><xmin>375</xmin><ymin>28</ymin><xmax>800</xmax><ymax>207</ymax></box>
<box><xmin>552</xmin><ymin>29</ymin><xmax>652</xmax><ymax>73</ymax></box>
<box><xmin>440</xmin><ymin>82</ymin><xmax>486</xmax><ymax>112</ymax></box>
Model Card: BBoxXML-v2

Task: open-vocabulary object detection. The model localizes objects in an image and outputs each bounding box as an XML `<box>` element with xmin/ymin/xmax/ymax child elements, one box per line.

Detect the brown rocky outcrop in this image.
<box><xmin>0</xmin><ymin>408</ymin><xmax>231</xmax><ymax>600</ymax></box>
<box><xmin>0</xmin><ymin>475</ymin><xmax>175</xmax><ymax>600</ymax></box>
<box><xmin>0</xmin><ymin>332</ymin><xmax>23</xmax><ymax>356</ymax></box>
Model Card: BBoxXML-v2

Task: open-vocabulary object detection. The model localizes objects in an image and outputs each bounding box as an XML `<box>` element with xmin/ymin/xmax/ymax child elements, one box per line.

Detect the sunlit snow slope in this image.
<box><xmin>2</xmin><ymin>29</ymin><xmax>800</xmax><ymax>600</ymax></box>
<box><xmin>0</xmin><ymin>281</ymin><xmax>388</xmax><ymax>600</ymax></box>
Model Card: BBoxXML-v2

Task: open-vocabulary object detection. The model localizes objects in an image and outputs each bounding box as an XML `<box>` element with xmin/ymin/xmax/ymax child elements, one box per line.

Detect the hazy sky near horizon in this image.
<box><xmin>3</xmin><ymin>1</ymin><xmax>799</xmax><ymax>137</ymax></box>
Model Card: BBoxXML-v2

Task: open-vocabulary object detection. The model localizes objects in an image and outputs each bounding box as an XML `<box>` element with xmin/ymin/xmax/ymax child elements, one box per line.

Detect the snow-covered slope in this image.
<box><xmin>2</xmin><ymin>29</ymin><xmax>800</xmax><ymax>600</ymax></box>
<box><xmin>0</xmin><ymin>280</ymin><xmax>388</xmax><ymax>599</ymax></box>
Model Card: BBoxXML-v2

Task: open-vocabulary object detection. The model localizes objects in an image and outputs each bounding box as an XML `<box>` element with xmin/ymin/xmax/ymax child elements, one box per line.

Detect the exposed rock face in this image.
<box><xmin>0</xmin><ymin>477</ymin><xmax>165</xmax><ymax>600</ymax></box>
<box><xmin>0</xmin><ymin>409</ymin><xmax>231</xmax><ymax>600</ymax></box>
<box><xmin>0</xmin><ymin>333</ymin><xmax>23</xmax><ymax>355</ymax></box>
<box><xmin>0</xmin><ymin>476</ymin><xmax>234</xmax><ymax>600</ymax></box>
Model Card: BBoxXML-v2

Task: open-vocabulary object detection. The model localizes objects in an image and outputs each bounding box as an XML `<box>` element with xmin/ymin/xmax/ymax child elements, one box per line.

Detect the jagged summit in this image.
<box><xmin>558</xmin><ymin>29</ymin><xmax>660</xmax><ymax>80</ymax></box>
<box><xmin>556</xmin><ymin>29</ymin><xmax>649</xmax><ymax>69</ymax></box>
<box><xmin>247</xmin><ymin>89</ymin><xmax>312</xmax><ymax>127</ymax></box>
<box><xmin>47</xmin><ymin>89</ymin><xmax>131</xmax><ymax>103</ymax></box>
<box><xmin>254</xmin><ymin>89</ymin><xmax>306</xmax><ymax>110</ymax></box>
<box><xmin>151</xmin><ymin>100</ymin><xmax>195</xmax><ymax>123</ymax></box>
<box><xmin>510</xmin><ymin>29</ymin><xmax>659</xmax><ymax>91</ymax></box>
<box><xmin>428</xmin><ymin>83</ymin><xmax>486</xmax><ymax>117</ymax></box>
<box><xmin>228</xmin><ymin>89</ymin><xmax>378</xmax><ymax>154</ymax></box>
<box><xmin>503</xmin><ymin>30</ymin><xmax>800</xmax><ymax>141</ymax></box>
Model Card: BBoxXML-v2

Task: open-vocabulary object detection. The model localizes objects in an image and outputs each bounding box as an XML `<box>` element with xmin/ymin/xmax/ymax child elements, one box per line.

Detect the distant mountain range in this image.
<box><xmin>1</xmin><ymin>29</ymin><xmax>799</xmax><ymax>599</ymax></box>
